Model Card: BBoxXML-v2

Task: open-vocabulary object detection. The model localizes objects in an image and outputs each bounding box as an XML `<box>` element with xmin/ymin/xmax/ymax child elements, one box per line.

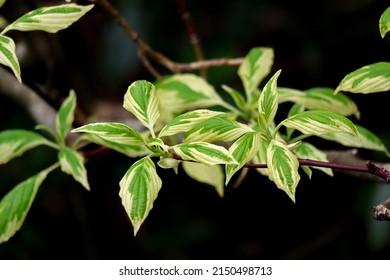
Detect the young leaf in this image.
<box><xmin>123</xmin><ymin>80</ymin><xmax>160</xmax><ymax>134</ymax></box>
<box><xmin>159</xmin><ymin>109</ymin><xmax>225</xmax><ymax>138</ymax></box>
<box><xmin>58</xmin><ymin>147</ymin><xmax>90</xmax><ymax>191</ymax></box>
<box><xmin>280</xmin><ymin>110</ymin><xmax>358</xmax><ymax>137</ymax></box>
<box><xmin>56</xmin><ymin>89</ymin><xmax>76</xmax><ymax>142</ymax></box>
<box><xmin>119</xmin><ymin>157</ymin><xmax>162</xmax><ymax>236</ymax></box>
<box><xmin>0</xmin><ymin>164</ymin><xmax>56</xmax><ymax>244</ymax></box>
<box><xmin>294</xmin><ymin>142</ymin><xmax>333</xmax><ymax>176</ymax></box>
<box><xmin>238</xmin><ymin>47</ymin><xmax>274</xmax><ymax>98</ymax></box>
<box><xmin>225</xmin><ymin>132</ymin><xmax>262</xmax><ymax>185</ymax></box>
<box><xmin>0</xmin><ymin>129</ymin><xmax>55</xmax><ymax>164</ymax></box>
<box><xmin>0</xmin><ymin>35</ymin><xmax>21</xmax><ymax>82</ymax></box>
<box><xmin>221</xmin><ymin>84</ymin><xmax>247</xmax><ymax>112</ymax></box>
<box><xmin>2</xmin><ymin>4</ymin><xmax>94</xmax><ymax>34</ymax></box>
<box><xmin>258</xmin><ymin>70</ymin><xmax>281</xmax><ymax>131</ymax></box>
<box><xmin>72</xmin><ymin>122</ymin><xmax>144</xmax><ymax>146</ymax></box>
<box><xmin>380</xmin><ymin>6</ymin><xmax>390</xmax><ymax>38</ymax></box>
<box><xmin>182</xmin><ymin>162</ymin><xmax>224</xmax><ymax>197</ymax></box>
<box><xmin>183</xmin><ymin>116</ymin><xmax>253</xmax><ymax>143</ymax></box>
<box><xmin>335</xmin><ymin>62</ymin><xmax>390</xmax><ymax>94</ymax></box>
<box><xmin>172</xmin><ymin>142</ymin><xmax>238</xmax><ymax>165</ymax></box>
<box><xmin>267</xmin><ymin>140</ymin><xmax>300</xmax><ymax>202</ymax></box>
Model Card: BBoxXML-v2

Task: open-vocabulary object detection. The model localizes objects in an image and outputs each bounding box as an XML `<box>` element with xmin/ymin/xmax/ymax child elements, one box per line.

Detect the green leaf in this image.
<box><xmin>72</xmin><ymin>122</ymin><xmax>144</xmax><ymax>146</ymax></box>
<box><xmin>78</xmin><ymin>133</ymin><xmax>150</xmax><ymax>158</ymax></box>
<box><xmin>0</xmin><ymin>129</ymin><xmax>55</xmax><ymax>164</ymax></box>
<box><xmin>335</xmin><ymin>62</ymin><xmax>390</xmax><ymax>94</ymax></box>
<box><xmin>155</xmin><ymin>74</ymin><xmax>225</xmax><ymax>119</ymax></box>
<box><xmin>320</xmin><ymin>125</ymin><xmax>390</xmax><ymax>156</ymax></box>
<box><xmin>56</xmin><ymin>89</ymin><xmax>76</xmax><ymax>141</ymax></box>
<box><xmin>380</xmin><ymin>6</ymin><xmax>390</xmax><ymax>38</ymax></box>
<box><xmin>286</xmin><ymin>103</ymin><xmax>305</xmax><ymax>140</ymax></box>
<box><xmin>258</xmin><ymin>70</ymin><xmax>281</xmax><ymax>132</ymax></box>
<box><xmin>280</xmin><ymin>110</ymin><xmax>358</xmax><ymax>137</ymax></box>
<box><xmin>119</xmin><ymin>157</ymin><xmax>162</xmax><ymax>236</ymax></box>
<box><xmin>252</xmin><ymin>137</ymin><xmax>270</xmax><ymax>176</ymax></box>
<box><xmin>294</xmin><ymin>142</ymin><xmax>333</xmax><ymax>176</ymax></box>
<box><xmin>221</xmin><ymin>84</ymin><xmax>247</xmax><ymax>112</ymax></box>
<box><xmin>58</xmin><ymin>147</ymin><xmax>90</xmax><ymax>191</ymax></box>
<box><xmin>182</xmin><ymin>162</ymin><xmax>225</xmax><ymax>197</ymax></box>
<box><xmin>2</xmin><ymin>4</ymin><xmax>94</xmax><ymax>34</ymax></box>
<box><xmin>123</xmin><ymin>80</ymin><xmax>160</xmax><ymax>134</ymax></box>
<box><xmin>225</xmin><ymin>132</ymin><xmax>262</xmax><ymax>185</ymax></box>
<box><xmin>0</xmin><ymin>164</ymin><xmax>57</xmax><ymax>244</ymax></box>
<box><xmin>183</xmin><ymin>116</ymin><xmax>253</xmax><ymax>143</ymax></box>
<box><xmin>238</xmin><ymin>47</ymin><xmax>274</xmax><ymax>98</ymax></box>
<box><xmin>0</xmin><ymin>0</ymin><xmax>6</xmax><ymax>9</ymax></box>
<box><xmin>159</xmin><ymin>109</ymin><xmax>225</xmax><ymax>138</ymax></box>
<box><xmin>267</xmin><ymin>140</ymin><xmax>300</xmax><ymax>202</ymax></box>
<box><xmin>0</xmin><ymin>35</ymin><xmax>21</xmax><ymax>82</ymax></box>
<box><xmin>172</xmin><ymin>142</ymin><xmax>238</xmax><ymax>165</ymax></box>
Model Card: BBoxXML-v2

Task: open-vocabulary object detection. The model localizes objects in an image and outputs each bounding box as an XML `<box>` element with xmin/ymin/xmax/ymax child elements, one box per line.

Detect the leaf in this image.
<box><xmin>182</xmin><ymin>162</ymin><xmax>225</xmax><ymax>197</ymax></box>
<box><xmin>0</xmin><ymin>164</ymin><xmax>56</xmax><ymax>244</ymax></box>
<box><xmin>0</xmin><ymin>0</ymin><xmax>6</xmax><ymax>9</ymax></box>
<box><xmin>294</xmin><ymin>142</ymin><xmax>333</xmax><ymax>176</ymax></box>
<box><xmin>123</xmin><ymin>80</ymin><xmax>160</xmax><ymax>133</ymax></box>
<box><xmin>380</xmin><ymin>6</ymin><xmax>390</xmax><ymax>38</ymax></box>
<box><xmin>267</xmin><ymin>140</ymin><xmax>300</xmax><ymax>202</ymax></box>
<box><xmin>320</xmin><ymin>125</ymin><xmax>390</xmax><ymax>156</ymax></box>
<box><xmin>172</xmin><ymin>142</ymin><xmax>238</xmax><ymax>165</ymax></box>
<box><xmin>225</xmin><ymin>132</ymin><xmax>262</xmax><ymax>185</ymax></box>
<box><xmin>78</xmin><ymin>134</ymin><xmax>150</xmax><ymax>158</ymax></box>
<box><xmin>238</xmin><ymin>47</ymin><xmax>274</xmax><ymax>98</ymax></box>
<box><xmin>2</xmin><ymin>3</ymin><xmax>94</xmax><ymax>34</ymax></box>
<box><xmin>72</xmin><ymin>122</ymin><xmax>144</xmax><ymax>146</ymax></box>
<box><xmin>0</xmin><ymin>35</ymin><xmax>21</xmax><ymax>82</ymax></box>
<box><xmin>183</xmin><ymin>116</ymin><xmax>253</xmax><ymax>143</ymax></box>
<box><xmin>155</xmin><ymin>74</ymin><xmax>224</xmax><ymax>119</ymax></box>
<box><xmin>258</xmin><ymin>70</ymin><xmax>281</xmax><ymax>131</ymax></box>
<box><xmin>286</xmin><ymin>103</ymin><xmax>305</xmax><ymax>140</ymax></box>
<box><xmin>0</xmin><ymin>129</ymin><xmax>55</xmax><ymax>165</ymax></box>
<box><xmin>335</xmin><ymin>62</ymin><xmax>390</xmax><ymax>94</ymax></box>
<box><xmin>159</xmin><ymin>109</ymin><xmax>225</xmax><ymax>138</ymax></box>
<box><xmin>56</xmin><ymin>89</ymin><xmax>76</xmax><ymax>141</ymax></box>
<box><xmin>119</xmin><ymin>157</ymin><xmax>162</xmax><ymax>236</ymax></box>
<box><xmin>252</xmin><ymin>137</ymin><xmax>270</xmax><ymax>177</ymax></box>
<box><xmin>280</xmin><ymin>110</ymin><xmax>358</xmax><ymax>137</ymax></box>
<box><xmin>58</xmin><ymin>147</ymin><xmax>90</xmax><ymax>191</ymax></box>
<box><xmin>221</xmin><ymin>84</ymin><xmax>247</xmax><ymax>112</ymax></box>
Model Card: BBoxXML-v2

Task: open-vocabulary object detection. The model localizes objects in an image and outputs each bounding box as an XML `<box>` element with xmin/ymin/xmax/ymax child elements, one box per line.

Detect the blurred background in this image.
<box><xmin>1</xmin><ymin>0</ymin><xmax>390</xmax><ymax>259</ymax></box>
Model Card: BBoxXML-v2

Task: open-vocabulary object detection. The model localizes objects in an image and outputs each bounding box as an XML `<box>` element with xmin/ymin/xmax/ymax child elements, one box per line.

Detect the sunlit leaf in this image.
<box><xmin>0</xmin><ymin>129</ymin><xmax>55</xmax><ymax>165</ymax></box>
<box><xmin>58</xmin><ymin>147</ymin><xmax>90</xmax><ymax>191</ymax></box>
<box><xmin>182</xmin><ymin>162</ymin><xmax>224</xmax><ymax>197</ymax></box>
<box><xmin>380</xmin><ymin>6</ymin><xmax>390</xmax><ymax>38</ymax></box>
<box><xmin>336</xmin><ymin>62</ymin><xmax>390</xmax><ymax>94</ymax></box>
<box><xmin>0</xmin><ymin>35</ymin><xmax>21</xmax><ymax>82</ymax></box>
<box><xmin>56</xmin><ymin>89</ymin><xmax>76</xmax><ymax>141</ymax></box>
<box><xmin>294</xmin><ymin>142</ymin><xmax>333</xmax><ymax>176</ymax></box>
<box><xmin>267</xmin><ymin>140</ymin><xmax>300</xmax><ymax>202</ymax></box>
<box><xmin>119</xmin><ymin>157</ymin><xmax>162</xmax><ymax>236</ymax></box>
<box><xmin>3</xmin><ymin>4</ymin><xmax>94</xmax><ymax>34</ymax></box>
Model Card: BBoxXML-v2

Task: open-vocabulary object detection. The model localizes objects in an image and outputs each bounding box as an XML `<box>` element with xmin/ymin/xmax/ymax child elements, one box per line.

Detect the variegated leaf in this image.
<box><xmin>58</xmin><ymin>147</ymin><xmax>90</xmax><ymax>191</ymax></box>
<box><xmin>56</xmin><ymin>89</ymin><xmax>76</xmax><ymax>141</ymax></box>
<box><xmin>0</xmin><ymin>164</ymin><xmax>56</xmax><ymax>243</ymax></box>
<box><xmin>258</xmin><ymin>70</ymin><xmax>281</xmax><ymax>131</ymax></box>
<box><xmin>183</xmin><ymin>116</ymin><xmax>253</xmax><ymax>143</ymax></box>
<box><xmin>267</xmin><ymin>140</ymin><xmax>300</xmax><ymax>202</ymax></box>
<box><xmin>380</xmin><ymin>6</ymin><xmax>390</xmax><ymax>38</ymax></box>
<box><xmin>221</xmin><ymin>84</ymin><xmax>247</xmax><ymax>112</ymax></box>
<box><xmin>252</xmin><ymin>137</ymin><xmax>270</xmax><ymax>176</ymax></box>
<box><xmin>3</xmin><ymin>4</ymin><xmax>94</xmax><ymax>34</ymax></box>
<box><xmin>225</xmin><ymin>132</ymin><xmax>262</xmax><ymax>185</ymax></box>
<box><xmin>119</xmin><ymin>157</ymin><xmax>162</xmax><ymax>236</ymax></box>
<box><xmin>72</xmin><ymin>122</ymin><xmax>144</xmax><ymax>145</ymax></box>
<box><xmin>294</xmin><ymin>142</ymin><xmax>333</xmax><ymax>176</ymax></box>
<box><xmin>335</xmin><ymin>62</ymin><xmax>390</xmax><ymax>94</ymax></box>
<box><xmin>280</xmin><ymin>110</ymin><xmax>358</xmax><ymax>137</ymax></box>
<box><xmin>123</xmin><ymin>80</ymin><xmax>160</xmax><ymax>133</ymax></box>
<box><xmin>172</xmin><ymin>142</ymin><xmax>238</xmax><ymax>165</ymax></box>
<box><xmin>238</xmin><ymin>47</ymin><xmax>274</xmax><ymax>98</ymax></box>
<box><xmin>0</xmin><ymin>35</ymin><xmax>21</xmax><ymax>82</ymax></box>
<box><xmin>0</xmin><ymin>129</ymin><xmax>55</xmax><ymax>164</ymax></box>
<box><xmin>159</xmin><ymin>109</ymin><xmax>225</xmax><ymax>138</ymax></box>
<box><xmin>286</xmin><ymin>103</ymin><xmax>305</xmax><ymax>140</ymax></box>
<box><xmin>182</xmin><ymin>162</ymin><xmax>224</xmax><ymax>197</ymax></box>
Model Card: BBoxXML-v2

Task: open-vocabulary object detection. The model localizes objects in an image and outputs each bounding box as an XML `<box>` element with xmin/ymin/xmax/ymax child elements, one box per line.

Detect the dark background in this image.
<box><xmin>1</xmin><ymin>0</ymin><xmax>390</xmax><ymax>259</ymax></box>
